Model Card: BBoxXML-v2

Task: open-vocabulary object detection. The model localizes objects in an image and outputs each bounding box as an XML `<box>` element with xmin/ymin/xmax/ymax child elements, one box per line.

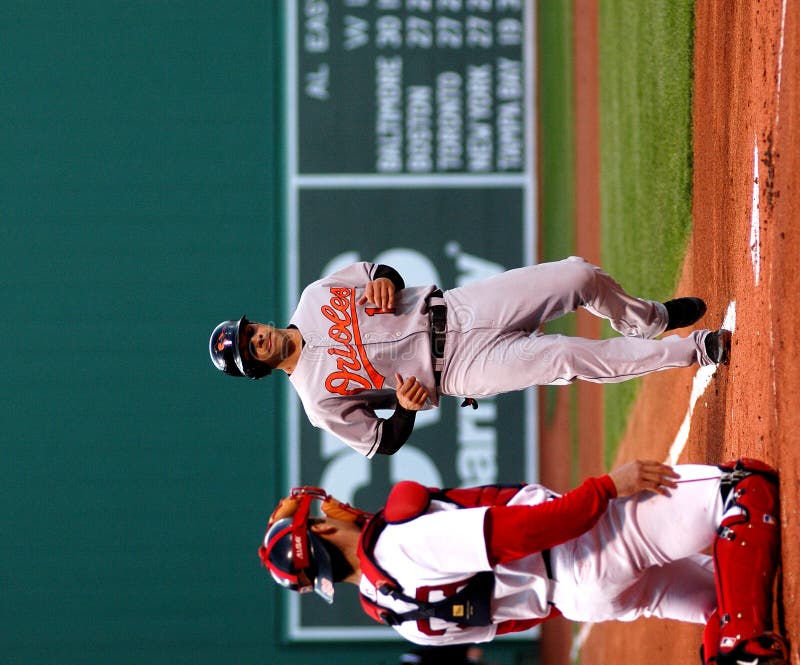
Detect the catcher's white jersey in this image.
<box><xmin>288</xmin><ymin>258</ymin><xmax>714</xmax><ymax>457</ymax></box>
<box><xmin>361</xmin><ymin>466</ymin><xmax>723</xmax><ymax>646</ymax></box>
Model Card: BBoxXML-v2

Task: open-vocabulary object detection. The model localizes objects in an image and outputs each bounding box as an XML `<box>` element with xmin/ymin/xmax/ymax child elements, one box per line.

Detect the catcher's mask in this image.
<box><xmin>209</xmin><ymin>315</ymin><xmax>271</xmax><ymax>379</ymax></box>
<box><xmin>258</xmin><ymin>487</ymin><xmax>371</xmax><ymax>604</ymax></box>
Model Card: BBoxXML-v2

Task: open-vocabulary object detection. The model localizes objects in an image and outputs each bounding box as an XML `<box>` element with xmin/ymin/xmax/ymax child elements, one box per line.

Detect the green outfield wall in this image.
<box><xmin>3</xmin><ymin>2</ymin><xmax>539</xmax><ymax>664</ymax></box>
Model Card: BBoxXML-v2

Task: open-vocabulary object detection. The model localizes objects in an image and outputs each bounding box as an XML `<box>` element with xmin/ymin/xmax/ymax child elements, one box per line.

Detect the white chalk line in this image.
<box><xmin>571</xmin><ymin>301</ymin><xmax>737</xmax><ymax>658</ymax></box>
<box><xmin>666</xmin><ymin>300</ymin><xmax>736</xmax><ymax>465</ymax></box>
<box><xmin>752</xmin><ymin>0</ymin><xmax>785</xmax><ymax>292</ymax></box>
<box><xmin>775</xmin><ymin>0</ymin><xmax>787</xmax><ymax>127</ymax></box>
<box><xmin>570</xmin><ymin>622</ymin><xmax>593</xmax><ymax>663</ymax></box>
<box><xmin>750</xmin><ymin>136</ymin><xmax>761</xmax><ymax>287</ymax></box>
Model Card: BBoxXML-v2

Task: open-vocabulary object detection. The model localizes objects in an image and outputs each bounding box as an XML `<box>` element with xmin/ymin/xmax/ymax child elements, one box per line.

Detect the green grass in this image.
<box><xmin>599</xmin><ymin>0</ymin><xmax>695</xmax><ymax>465</ymax></box>
<box><xmin>537</xmin><ymin>0</ymin><xmax>576</xmax><ymax>427</ymax></box>
<box><xmin>538</xmin><ymin>0</ymin><xmax>575</xmax><ymax>268</ymax></box>
<box><xmin>537</xmin><ymin>1</ymin><xmax>694</xmax><ymax>467</ymax></box>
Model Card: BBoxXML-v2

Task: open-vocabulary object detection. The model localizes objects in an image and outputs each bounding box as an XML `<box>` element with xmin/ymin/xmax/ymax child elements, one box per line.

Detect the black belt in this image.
<box><xmin>542</xmin><ymin>548</ymin><xmax>553</xmax><ymax>580</ymax></box>
<box><xmin>428</xmin><ymin>290</ymin><xmax>479</xmax><ymax>409</ymax></box>
<box><xmin>429</xmin><ymin>289</ymin><xmax>446</xmax><ymax>386</ymax></box>
<box><xmin>542</xmin><ymin>548</ymin><xmax>556</xmax><ymax>607</ymax></box>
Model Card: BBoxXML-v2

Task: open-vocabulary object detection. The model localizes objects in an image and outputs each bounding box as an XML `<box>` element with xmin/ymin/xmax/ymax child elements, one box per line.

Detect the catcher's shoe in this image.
<box><xmin>705</xmin><ymin>329</ymin><xmax>732</xmax><ymax>365</ymax></box>
<box><xmin>664</xmin><ymin>297</ymin><xmax>707</xmax><ymax>331</ymax></box>
<box><xmin>715</xmin><ymin>632</ymin><xmax>789</xmax><ymax>665</ymax></box>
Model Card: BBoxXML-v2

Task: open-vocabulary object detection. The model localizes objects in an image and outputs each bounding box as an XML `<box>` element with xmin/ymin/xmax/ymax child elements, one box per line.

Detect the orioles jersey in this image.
<box><xmin>288</xmin><ymin>261</ymin><xmax>438</xmax><ymax>458</ymax></box>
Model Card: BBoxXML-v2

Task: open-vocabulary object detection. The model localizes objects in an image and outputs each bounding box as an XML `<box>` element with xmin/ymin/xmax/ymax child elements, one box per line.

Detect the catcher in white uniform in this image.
<box><xmin>210</xmin><ymin>258</ymin><xmax>731</xmax><ymax>457</ymax></box>
<box><xmin>259</xmin><ymin>458</ymin><xmax>788</xmax><ymax>665</ymax></box>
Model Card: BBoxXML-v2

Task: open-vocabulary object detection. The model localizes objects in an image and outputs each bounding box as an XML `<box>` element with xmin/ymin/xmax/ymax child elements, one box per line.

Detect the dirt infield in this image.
<box><xmin>541</xmin><ymin>1</ymin><xmax>799</xmax><ymax>663</ymax></box>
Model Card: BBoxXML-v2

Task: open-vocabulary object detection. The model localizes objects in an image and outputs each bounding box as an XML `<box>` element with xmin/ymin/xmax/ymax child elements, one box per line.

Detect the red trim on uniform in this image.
<box><xmin>359</xmin><ymin>593</ymin><xmax>391</xmax><ymax>625</ymax></box>
<box><xmin>494</xmin><ymin>608</ymin><xmax>561</xmax><ymax>635</ymax></box>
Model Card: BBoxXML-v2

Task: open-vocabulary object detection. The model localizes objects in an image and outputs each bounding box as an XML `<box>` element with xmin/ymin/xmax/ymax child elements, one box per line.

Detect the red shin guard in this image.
<box><xmin>701</xmin><ymin>609</ymin><xmax>721</xmax><ymax>664</ymax></box>
<box><xmin>711</xmin><ymin>460</ymin><xmax>782</xmax><ymax>662</ymax></box>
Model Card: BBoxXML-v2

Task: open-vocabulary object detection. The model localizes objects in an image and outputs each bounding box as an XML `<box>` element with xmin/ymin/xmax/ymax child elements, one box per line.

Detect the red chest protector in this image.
<box><xmin>356</xmin><ymin>481</ymin><xmax>558</xmax><ymax>634</ymax></box>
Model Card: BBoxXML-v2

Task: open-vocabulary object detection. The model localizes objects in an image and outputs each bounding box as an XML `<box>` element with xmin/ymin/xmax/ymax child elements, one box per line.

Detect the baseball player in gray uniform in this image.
<box><xmin>210</xmin><ymin>257</ymin><xmax>731</xmax><ymax>457</ymax></box>
<box><xmin>258</xmin><ymin>458</ymin><xmax>787</xmax><ymax>664</ymax></box>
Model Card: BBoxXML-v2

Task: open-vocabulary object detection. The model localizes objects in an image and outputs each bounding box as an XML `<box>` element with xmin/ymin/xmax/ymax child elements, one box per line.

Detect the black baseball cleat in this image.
<box><xmin>715</xmin><ymin>632</ymin><xmax>789</xmax><ymax>665</ymax></box>
<box><xmin>663</xmin><ymin>297</ymin><xmax>707</xmax><ymax>331</ymax></box>
<box><xmin>705</xmin><ymin>329</ymin><xmax>732</xmax><ymax>365</ymax></box>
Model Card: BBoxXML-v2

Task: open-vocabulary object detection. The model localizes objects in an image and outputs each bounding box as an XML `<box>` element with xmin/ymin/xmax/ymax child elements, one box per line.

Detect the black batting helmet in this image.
<box><xmin>209</xmin><ymin>315</ymin><xmax>271</xmax><ymax>379</ymax></box>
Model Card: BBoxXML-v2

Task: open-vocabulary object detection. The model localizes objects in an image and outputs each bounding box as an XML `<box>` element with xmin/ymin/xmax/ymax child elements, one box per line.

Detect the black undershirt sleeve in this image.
<box><xmin>372</xmin><ymin>263</ymin><xmax>411</xmax><ymax>455</ymax></box>
<box><xmin>375</xmin><ymin>404</ymin><xmax>417</xmax><ymax>455</ymax></box>
<box><xmin>373</xmin><ymin>264</ymin><xmax>405</xmax><ymax>291</ymax></box>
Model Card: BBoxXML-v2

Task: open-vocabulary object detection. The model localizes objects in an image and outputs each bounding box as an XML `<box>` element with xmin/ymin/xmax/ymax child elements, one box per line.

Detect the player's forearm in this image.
<box><xmin>373</xmin><ymin>264</ymin><xmax>405</xmax><ymax>291</ymax></box>
<box><xmin>484</xmin><ymin>475</ymin><xmax>617</xmax><ymax>564</ymax></box>
<box><xmin>375</xmin><ymin>404</ymin><xmax>416</xmax><ymax>455</ymax></box>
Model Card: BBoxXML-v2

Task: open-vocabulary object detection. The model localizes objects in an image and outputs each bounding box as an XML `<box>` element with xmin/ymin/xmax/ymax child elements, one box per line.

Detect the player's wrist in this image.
<box><xmin>598</xmin><ymin>474</ymin><xmax>618</xmax><ymax>498</ymax></box>
<box><xmin>394</xmin><ymin>402</ymin><xmax>416</xmax><ymax>416</ymax></box>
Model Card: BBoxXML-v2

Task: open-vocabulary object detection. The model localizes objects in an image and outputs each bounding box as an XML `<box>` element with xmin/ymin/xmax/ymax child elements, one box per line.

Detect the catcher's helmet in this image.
<box><xmin>260</xmin><ymin>517</ymin><xmax>335</xmax><ymax>603</ymax></box>
<box><xmin>209</xmin><ymin>315</ymin><xmax>271</xmax><ymax>379</ymax></box>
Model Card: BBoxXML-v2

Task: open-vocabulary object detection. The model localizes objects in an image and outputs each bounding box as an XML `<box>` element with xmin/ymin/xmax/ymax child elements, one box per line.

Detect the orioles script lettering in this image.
<box><xmin>322</xmin><ymin>287</ymin><xmax>385</xmax><ymax>395</ymax></box>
